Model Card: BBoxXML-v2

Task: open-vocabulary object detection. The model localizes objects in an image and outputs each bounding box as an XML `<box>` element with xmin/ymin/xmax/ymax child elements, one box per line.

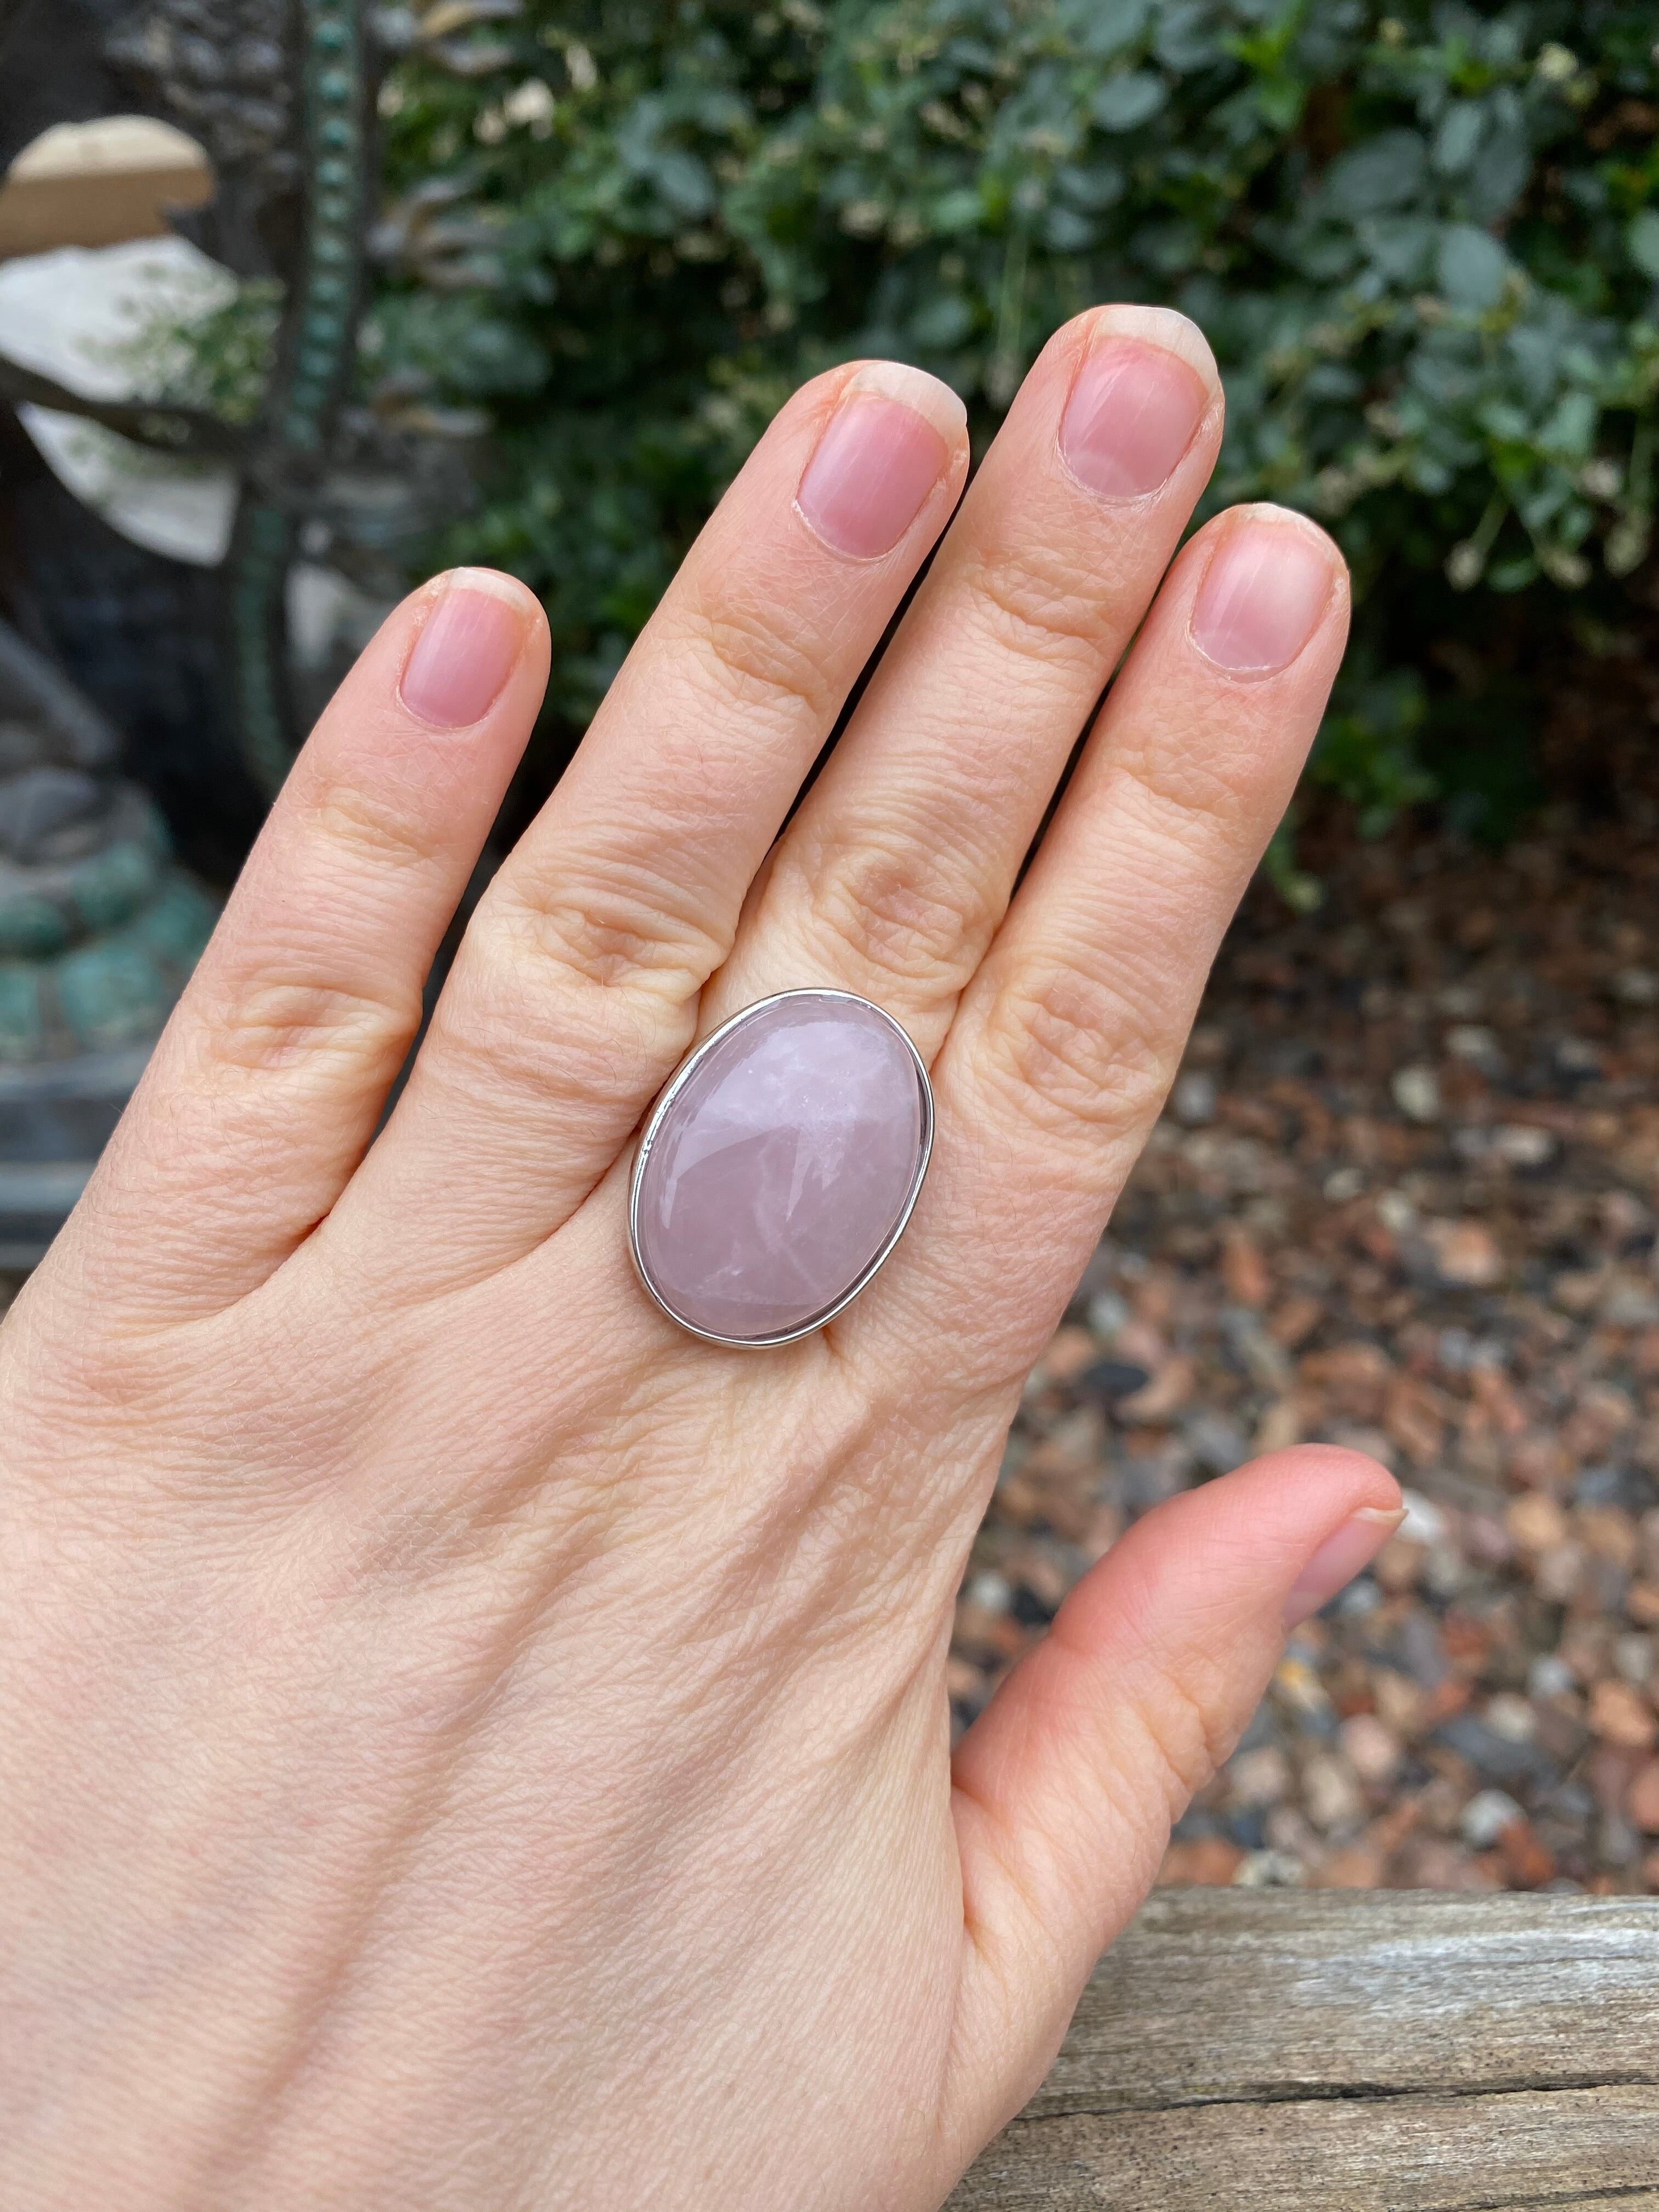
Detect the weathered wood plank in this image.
<box><xmin>1023</xmin><ymin>1888</ymin><xmax>1659</xmax><ymax>2114</ymax></box>
<box><xmin>958</xmin><ymin>2090</ymin><xmax>1659</xmax><ymax>2211</ymax></box>
<box><xmin>951</xmin><ymin>1889</ymin><xmax>1659</xmax><ymax>2210</ymax></box>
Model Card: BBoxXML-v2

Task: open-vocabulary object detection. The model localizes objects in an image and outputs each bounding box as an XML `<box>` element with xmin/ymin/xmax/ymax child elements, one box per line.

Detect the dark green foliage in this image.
<box><xmin>366</xmin><ymin>0</ymin><xmax>1659</xmax><ymax>825</ymax></box>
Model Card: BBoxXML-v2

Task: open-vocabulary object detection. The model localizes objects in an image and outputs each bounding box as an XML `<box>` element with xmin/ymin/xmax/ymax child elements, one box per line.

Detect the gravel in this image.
<box><xmin>955</xmin><ymin>787</ymin><xmax>1659</xmax><ymax>1897</ymax></box>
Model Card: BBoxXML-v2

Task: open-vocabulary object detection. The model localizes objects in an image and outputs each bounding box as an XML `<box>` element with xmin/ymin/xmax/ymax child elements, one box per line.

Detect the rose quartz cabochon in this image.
<box><xmin>634</xmin><ymin>994</ymin><xmax>928</xmax><ymax>1342</ymax></box>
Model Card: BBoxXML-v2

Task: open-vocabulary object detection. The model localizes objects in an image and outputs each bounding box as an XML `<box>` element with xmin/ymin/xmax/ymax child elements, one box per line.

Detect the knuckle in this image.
<box><xmin>955</xmin><ymin>538</ymin><xmax>1112</xmax><ymax>673</ymax></box>
<box><xmin>1131</xmin><ymin>1668</ymin><xmax>1229</xmax><ymax>1824</ymax></box>
<box><xmin>673</xmin><ymin>584</ymin><xmax>840</xmax><ymax>729</ymax></box>
<box><xmin>433</xmin><ymin>978</ymin><xmax>673</xmax><ymax>1125</ymax></box>
<box><xmin>975</xmin><ymin>960</ymin><xmax>1171</xmax><ymax>1139</ymax></box>
<box><xmin>781</xmin><ymin>821</ymin><xmax>992</xmax><ymax>1001</ymax></box>
<box><xmin>492</xmin><ymin>863</ymin><xmax>726</xmax><ymax>998</ymax></box>
<box><xmin>437</xmin><ymin>897</ymin><xmax>708</xmax><ymax>1116</ymax></box>
<box><xmin>193</xmin><ymin>975</ymin><xmax>420</xmax><ymax>1079</ymax></box>
<box><xmin>7</xmin><ymin>1330</ymin><xmax>183</xmax><ymax>1491</ymax></box>
<box><xmin>300</xmin><ymin>776</ymin><xmax>444</xmax><ymax>875</ymax></box>
<box><xmin>1108</xmin><ymin>737</ymin><xmax>1256</xmax><ymax>848</ymax></box>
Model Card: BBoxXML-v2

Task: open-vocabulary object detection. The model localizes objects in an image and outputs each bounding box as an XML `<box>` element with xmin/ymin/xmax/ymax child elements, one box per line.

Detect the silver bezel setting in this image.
<box><xmin>627</xmin><ymin>988</ymin><xmax>934</xmax><ymax>1350</ymax></box>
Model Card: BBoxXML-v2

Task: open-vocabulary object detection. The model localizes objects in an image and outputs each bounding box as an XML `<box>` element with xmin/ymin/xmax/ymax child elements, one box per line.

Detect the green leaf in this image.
<box><xmin>1629</xmin><ymin>210</ymin><xmax>1659</xmax><ymax>279</ymax></box>
<box><xmin>651</xmin><ymin>149</ymin><xmax>715</xmax><ymax>217</ymax></box>
<box><xmin>1322</xmin><ymin>129</ymin><xmax>1427</xmax><ymax>216</ymax></box>
<box><xmin>1060</xmin><ymin>0</ymin><xmax>1149</xmax><ymax>58</ymax></box>
<box><xmin>1091</xmin><ymin>71</ymin><xmax>1167</xmax><ymax>133</ymax></box>
<box><xmin>1367</xmin><ymin>215</ymin><xmax>1434</xmax><ymax>283</ymax></box>
<box><xmin>1043</xmin><ymin>206</ymin><xmax>1096</xmax><ymax>251</ymax></box>
<box><xmin>1254</xmin><ymin>76</ymin><xmax>1304</xmax><ymax>133</ymax></box>
<box><xmin>1436</xmin><ymin>223</ymin><xmax>1508</xmax><ymax>310</ymax></box>
<box><xmin>1466</xmin><ymin>126</ymin><xmax>1530</xmax><ymax>224</ymax></box>
<box><xmin>1488</xmin><ymin>554</ymin><xmax>1539</xmax><ymax>591</ymax></box>
<box><xmin>1056</xmin><ymin>161</ymin><xmax>1125</xmax><ymax>212</ymax></box>
<box><xmin>909</xmin><ymin>291</ymin><xmax>975</xmax><ymax>347</ymax></box>
<box><xmin>930</xmin><ymin>187</ymin><xmax>985</xmax><ymax>234</ymax></box>
<box><xmin>1152</xmin><ymin>1</ymin><xmax>1222</xmax><ymax>72</ymax></box>
<box><xmin>1537</xmin><ymin>389</ymin><xmax>1597</xmax><ymax>458</ymax></box>
<box><xmin>1431</xmin><ymin>101</ymin><xmax>1484</xmax><ymax>176</ymax></box>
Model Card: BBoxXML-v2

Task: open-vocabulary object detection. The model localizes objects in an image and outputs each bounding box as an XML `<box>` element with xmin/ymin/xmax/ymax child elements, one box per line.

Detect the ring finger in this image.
<box><xmin>704</xmin><ymin>303</ymin><xmax>1223</xmax><ymax>1054</ymax></box>
<box><xmin>862</xmin><ymin>501</ymin><xmax>1350</xmax><ymax>1398</ymax></box>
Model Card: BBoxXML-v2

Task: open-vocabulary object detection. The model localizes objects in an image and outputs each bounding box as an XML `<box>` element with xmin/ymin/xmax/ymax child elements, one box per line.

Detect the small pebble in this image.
<box><xmin>1227</xmin><ymin>1746</ymin><xmax>1292</xmax><ymax>1807</ymax></box>
<box><xmin>1446</xmin><ymin>1023</ymin><xmax>1504</xmax><ymax>1070</ymax></box>
<box><xmin>1493</xmin><ymin>1124</ymin><xmax>1555</xmax><ymax>1167</ymax></box>
<box><xmin>1157</xmin><ymin>1836</ymin><xmax>1244</xmax><ymax>1886</ymax></box>
<box><xmin>1086</xmin><ymin>1289</ymin><xmax>1130</xmax><ymax>1340</ymax></box>
<box><xmin>1485</xmin><ymin>1693</ymin><xmax>1538</xmax><ymax>1743</ymax></box>
<box><xmin>1628</xmin><ymin>1762</ymin><xmax>1659</xmax><ymax>1836</ymax></box>
<box><xmin>965</xmin><ymin>1570</ymin><xmax>1012</xmax><ymax>1614</ymax></box>
<box><xmin>1536</xmin><ymin>1543</ymin><xmax>1586</xmax><ymax>1603</ymax></box>
<box><xmin>1302</xmin><ymin>1752</ymin><xmax>1365</xmax><ymax>1833</ymax></box>
<box><xmin>1529</xmin><ymin>1654</ymin><xmax>1578</xmax><ymax>1700</ymax></box>
<box><xmin>1391</xmin><ymin>1066</ymin><xmax>1441</xmax><ymax>1124</ymax></box>
<box><xmin>1497</xmin><ymin>1818</ymin><xmax>1556</xmax><ymax>1889</ymax></box>
<box><xmin>1400</xmin><ymin>1489</ymin><xmax>1449</xmax><ymax>1545</ymax></box>
<box><xmin>1233</xmin><ymin>1849</ymin><xmax>1307</xmax><ymax>1889</ymax></box>
<box><xmin>1171</xmin><ymin>1069</ymin><xmax>1217</xmax><ymax>1125</ymax></box>
<box><xmin>1429</xmin><ymin>1220</ymin><xmax>1504</xmax><ymax>1287</ymax></box>
<box><xmin>1462</xmin><ymin>1789</ymin><xmax>1525</xmax><ymax>1848</ymax></box>
<box><xmin>1589</xmin><ymin>1679</ymin><xmax>1658</xmax><ymax>1751</ymax></box>
<box><xmin>1339</xmin><ymin>1713</ymin><xmax>1402</xmax><ymax>1783</ymax></box>
<box><xmin>1508</xmin><ymin>1494</ymin><xmax>1568</xmax><ymax>1553</ymax></box>
<box><xmin>1376</xmin><ymin>1189</ymin><xmax>1417</xmax><ymax>1233</ymax></box>
<box><xmin>1274</xmin><ymin>1654</ymin><xmax>1333</xmax><ymax>1719</ymax></box>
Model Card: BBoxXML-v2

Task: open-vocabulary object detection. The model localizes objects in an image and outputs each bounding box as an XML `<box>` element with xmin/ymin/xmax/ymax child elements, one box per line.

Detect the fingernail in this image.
<box><xmin>1190</xmin><ymin>510</ymin><xmax>1338</xmax><ymax>675</ymax></box>
<box><xmin>399</xmin><ymin>568</ymin><xmax>534</xmax><ymax>729</ymax></box>
<box><xmin>1283</xmin><ymin>1506</ymin><xmax>1406</xmax><ymax>1630</ymax></box>
<box><xmin>795</xmin><ymin>363</ymin><xmax>966</xmax><ymax>559</ymax></box>
<box><xmin>1060</xmin><ymin>310</ymin><xmax>1214</xmax><ymax>500</ymax></box>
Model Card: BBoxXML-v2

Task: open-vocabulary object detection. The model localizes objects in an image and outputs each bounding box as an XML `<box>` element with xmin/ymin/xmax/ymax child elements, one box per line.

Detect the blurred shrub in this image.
<box><xmin>365</xmin><ymin>0</ymin><xmax>1659</xmax><ymax>830</ymax></box>
<box><xmin>117</xmin><ymin>278</ymin><xmax>284</xmax><ymax>428</ymax></box>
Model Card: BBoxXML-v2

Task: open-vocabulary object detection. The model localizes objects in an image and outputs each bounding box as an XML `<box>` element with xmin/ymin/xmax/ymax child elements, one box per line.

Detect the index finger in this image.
<box><xmin>47</xmin><ymin>570</ymin><xmax>549</xmax><ymax>1325</ymax></box>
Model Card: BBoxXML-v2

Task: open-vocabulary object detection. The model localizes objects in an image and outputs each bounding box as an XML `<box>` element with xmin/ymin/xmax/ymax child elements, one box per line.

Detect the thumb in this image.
<box><xmin>941</xmin><ymin>1445</ymin><xmax>1402</xmax><ymax>2161</ymax></box>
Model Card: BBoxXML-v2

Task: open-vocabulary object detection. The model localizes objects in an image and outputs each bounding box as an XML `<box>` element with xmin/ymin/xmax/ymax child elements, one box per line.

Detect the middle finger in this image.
<box><xmin>331</xmin><ymin>361</ymin><xmax>968</xmax><ymax>1291</ymax></box>
<box><xmin>706</xmin><ymin>304</ymin><xmax>1222</xmax><ymax>1051</ymax></box>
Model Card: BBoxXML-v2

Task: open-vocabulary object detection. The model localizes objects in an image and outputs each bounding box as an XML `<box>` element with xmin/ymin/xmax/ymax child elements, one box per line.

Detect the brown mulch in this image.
<box><xmin>956</xmin><ymin>727</ymin><xmax>1659</xmax><ymax>1894</ymax></box>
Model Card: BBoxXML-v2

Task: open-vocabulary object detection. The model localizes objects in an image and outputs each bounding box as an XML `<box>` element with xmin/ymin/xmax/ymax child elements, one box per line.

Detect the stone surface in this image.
<box><xmin>634</xmin><ymin>992</ymin><xmax>927</xmax><ymax>1344</ymax></box>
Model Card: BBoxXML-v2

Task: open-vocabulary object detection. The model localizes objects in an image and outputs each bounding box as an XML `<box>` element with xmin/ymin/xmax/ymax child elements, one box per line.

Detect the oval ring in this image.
<box><xmin>628</xmin><ymin>989</ymin><xmax>934</xmax><ymax>1348</ymax></box>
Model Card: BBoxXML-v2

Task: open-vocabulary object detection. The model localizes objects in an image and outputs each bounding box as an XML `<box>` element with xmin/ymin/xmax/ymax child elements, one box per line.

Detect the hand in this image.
<box><xmin>1</xmin><ymin>307</ymin><xmax>1400</xmax><ymax>2211</ymax></box>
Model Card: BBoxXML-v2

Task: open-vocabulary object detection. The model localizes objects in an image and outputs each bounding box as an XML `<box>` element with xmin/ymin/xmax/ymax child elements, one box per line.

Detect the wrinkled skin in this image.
<box><xmin>0</xmin><ymin>309</ymin><xmax>1398</xmax><ymax>2211</ymax></box>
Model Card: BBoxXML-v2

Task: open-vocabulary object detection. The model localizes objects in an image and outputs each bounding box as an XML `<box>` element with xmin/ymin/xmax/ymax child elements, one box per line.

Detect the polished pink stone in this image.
<box><xmin>633</xmin><ymin>994</ymin><xmax>928</xmax><ymax>1342</ymax></box>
